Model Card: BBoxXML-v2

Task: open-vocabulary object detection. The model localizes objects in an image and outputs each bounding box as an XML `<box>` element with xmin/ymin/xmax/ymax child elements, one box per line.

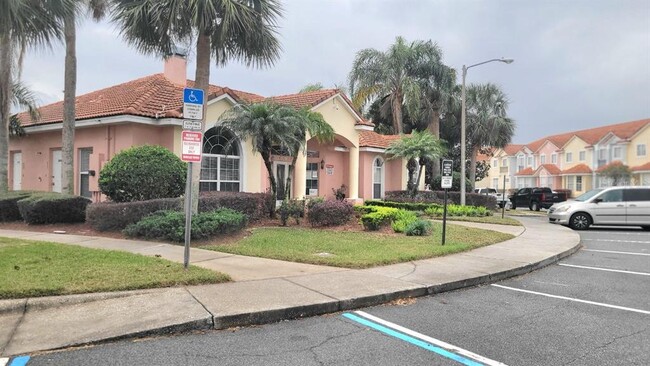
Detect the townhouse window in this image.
<box><xmin>200</xmin><ymin>127</ymin><xmax>241</xmax><ymax>192</ymax></box>
<box><xmin>493</xmin><ymin>159</ymin><xmax>498</xmax><ymax>167</ymax></box>
<box><xmin>567</xmin><ymin>176</ymin><xmax>574</xmax><ymax>190</ymax></box>
<box><xmin>637</xmin><ymin>144</ymin><xmax>646</xmax><ymax>157</ymax></box>
<box><xmin>372</xmin><ymin>157</ymin><xmax>384</xmax><ymax>199</ymax></box>
<box><xmin>306</xmin><ymin>163</ymin><xmax>319</xmax><ymax>196</ymax></box>
<box><xmin>79</xmin><ymin>148</ymin><xmax>93</xmax><ymax>198</ymax></box>
<box><xmin>551</xmin><ymin>153</ymin><xmax>557</xmax><ymax>164</ymax></box>
<box><xmin>579</xmin><ymin>151</ymin><xmax>585</xmax><ymax>161</ymax></box>
<box><xmin>540</xmin><ymin>155</ymin><xmax>546</xmax><ymax>164</ymax></box>
<box><xmin>527</xmin><ymin>156</ymin><xmax>533</xmax><ymax>167</ymax></box>
<box><xmin>565</xmin><ymin>152</ymin><xmax>573</xmax><ymax>163</ymax></box>
<box><xmin>502</xmin><ymin>158</ymin><xmax>508</xmax><ymax>167</ymax></box>
<box><xmin>598</xmin><ymin>148</ymin><xmax>607</xmax><ymax>160</ymax></box>
<box><xmin>613</xmin><ymin>147</ymin><xmax>622</xmax><ymax>160</ymax></box>
<box><xmin>576</xmin><ymin>176</ymin><xmax>583</xmax><ymax>191</ymax></box>
<box><xmin>492</xmin><ymin>178</ymin><xmax>499</xmax><ymax>188</ymax></box>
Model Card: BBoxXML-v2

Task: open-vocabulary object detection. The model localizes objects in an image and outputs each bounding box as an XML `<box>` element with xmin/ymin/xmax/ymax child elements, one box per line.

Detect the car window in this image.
<box><xmin>598</xmin><ymin>189</ymin><xmax>624</xmax><ymax>203</ymax></box>
<box><xmin>624</xmin><ymin>189</ymin><xmax>650</xmax><ymax>202</ymax></box>
<box><xmin>575</xmin><ymin>189</ymin><xmax>603</xmax><ymax>201</ymax></box>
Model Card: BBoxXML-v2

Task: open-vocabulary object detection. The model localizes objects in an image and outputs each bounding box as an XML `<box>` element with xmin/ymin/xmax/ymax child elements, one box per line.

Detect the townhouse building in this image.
<box><xmin>476</xmin><ymin>119</ymin><xmax>650</xmax><ymax>196</ymax></box>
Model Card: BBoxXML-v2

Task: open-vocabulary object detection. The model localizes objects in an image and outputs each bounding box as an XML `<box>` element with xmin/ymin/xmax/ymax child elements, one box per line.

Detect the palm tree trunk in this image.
<box><xmin>285</xmin><ymin>155</ymin><xmax>298</xmax><ymax>201</ymax></box>
<box><xmin>0</xmin><ymin>33</ymin><xmax>13</xmax><ymax>193</ymax></box>
<box><xmin>261</xmin><ymin>150</ymin><xmax>276</xmax><ymax>218</ymax></box>
<box><xmin>412</xmin><ymin>161</ymin><xmax>425</xmax><ymax>197</ymax></box>
<box><xmin>469</xmin><ymin>145</ymin><xmax>479</xmax><ymax>191</ymax></box>
<box><xmin>392</xmin><ymin>93</ymin><xmax>403</xmax><ymax>134</ymax></box>
<box><xmin>192</xmin><ymin>32</ymin><xmax>211</xmax><ymax>214</ymax></box>
<box><xmin>427</xmin><ymin>108</ymin><xmax>441</xmax><ymax>186</ymax></box>
<box><xmin>61</xmin><ymin>15</ymin><xmax>76</xmax><ymax>195</ymax></box>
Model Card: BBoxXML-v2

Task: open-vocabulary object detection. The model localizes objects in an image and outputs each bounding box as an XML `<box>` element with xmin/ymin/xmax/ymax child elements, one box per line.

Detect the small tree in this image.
<box><xmin>385</xmin><ymin>131</ymin><xmax>446</xmax><ymax>197</ymax></box>
<box><xmin>600</xmin><ymin>162</ymin><xmax>631</xmax><ymax>186</ymax></box>
<box><xmin>99</xmin><ymin>145</ymin><xmax>186</xmax><ymax>202</ymax></box>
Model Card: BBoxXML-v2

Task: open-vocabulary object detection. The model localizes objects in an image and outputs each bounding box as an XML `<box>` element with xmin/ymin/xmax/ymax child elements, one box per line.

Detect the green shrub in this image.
<box><xmin>365</xmin><ymin>200</ymin><xmax>441</xmax><ymax>212</ymax></box>
<box><xmin>360</xmin><ymin>206</ymin><xmax>400</xmax><ymax>231</ymax></box>
<box><xmin>0</xmin><ymin>191</ymin><xmax>34</xmax><ymax>222</ymax></box>
<box><xmin>405</xmin><ymin>220</ymin><xmax>433</xmax><ymax>236</ymax></box>
<box><xmin>424</xmin><ymin>204</ymin><xmax>493</xmax><ymax>217</ymax></box>
<box><xmin>385</xmin><ymin>190</ymin><xmax>497</xmax><ymax>209</ymax></box>
<box><xmin>123</xmin><ymin>209</ymin><xmax>247</xmax><ymax>242</ymax></box>
<box><xmin>278</xmin><ymin>200</ymin><xmax>304</xmax><ymax>226</ymax></box>
<box><xmin>306</xmin><ymin>196</ymin><xmax>325</xmax><ymax>210</ymax></box>
<box><xmin>86</xmin><ymin>198</ymin><xmax>182</xmax><ymax>231</ymax></box>
<box><xmin>99</xmin><ymin>145</ymin><xmax>186</xmax><ymax>202</ymax></box>
<box><xmin>391</xmin><ymin>210</ymin><xmax>418</xmax><ymax>233</ymax></box>
<box><xmin>17</xmin><ymin>193</ymin><xmax>91</xmax><ymax>224</ymax></box>
<box><xmin>308</xmin><ymin>200</ymin><xmax>354</xmax><ymax>227</ymax></box>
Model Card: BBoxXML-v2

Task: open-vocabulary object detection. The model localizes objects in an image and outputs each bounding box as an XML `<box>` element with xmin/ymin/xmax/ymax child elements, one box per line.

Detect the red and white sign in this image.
<box><xmin>181</xmin><ymin>131</ymin><xmax>203</xmax><ymax>162</ymax></box>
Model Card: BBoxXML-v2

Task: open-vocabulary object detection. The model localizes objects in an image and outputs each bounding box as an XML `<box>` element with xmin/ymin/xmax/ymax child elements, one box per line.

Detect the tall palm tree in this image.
<box><xmin>465</xmin><ymin>83</ymin><xmax>515</xmax><ymax>190</ymax></box>
<box><xmin>219</xmin><ymin>102</ymin><xmax>333</xmax><ymax>205</ymax></box>
<box><xmin>0</xmin><ymin>0</ymin><xmax>75</xmax><ymax>193</ymax></box>
<box><xmin>349</xmin><ymin>36</ymin><xmax>443</xmax><ymax>134</ymax></box>
<box><xmin>10</xmin><ymin>80</ymin><xmax>41</xmax><ymax>137</ymax></box>
<box><xmin>61</xmin><ymin>0</ymin><xmax>109</xmax><ymax>195</ymax></box>
<box><xmin>112</xmin><ymin>0</ymin><xmax>283</xmax><ymax>212</ymax></box>
<box><xmin>385</xmin><ymin>130</ymin><xmax>446</xmax><ymax>197</ymax></box>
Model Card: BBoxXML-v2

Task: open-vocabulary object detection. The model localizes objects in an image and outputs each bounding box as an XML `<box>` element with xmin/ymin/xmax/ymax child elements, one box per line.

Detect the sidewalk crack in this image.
<box><xmin>397</xmin><ymin>262</ymin><xmax>417</xmax><ymax>279</ymax></box>
<box><xmin>183</xmin><ymin>288</ymin><xmax>215</xmax><ymax>328</ymax></box>
<box><xmin>0</xmin><ymin>301</ymin><xmax>27</xmax><ymax>356</ymax></box>
<box><xmin>282</xmin><ymin>278</ymin><xmax>340</xmax><ymax>302</ymax></box>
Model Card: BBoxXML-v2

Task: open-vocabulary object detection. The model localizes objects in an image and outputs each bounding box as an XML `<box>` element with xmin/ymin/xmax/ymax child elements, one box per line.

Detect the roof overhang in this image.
<box><xmin>19</xmin><ymin>114</ymin><xmax>182</xmax><ymax>134</ymax></box>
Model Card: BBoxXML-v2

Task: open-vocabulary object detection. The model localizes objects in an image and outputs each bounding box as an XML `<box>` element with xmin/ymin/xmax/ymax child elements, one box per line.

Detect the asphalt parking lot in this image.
<box><xmin>24</xmin><ymin>219</ymin><xmax>650</xmax><ymax>366</ymax></box>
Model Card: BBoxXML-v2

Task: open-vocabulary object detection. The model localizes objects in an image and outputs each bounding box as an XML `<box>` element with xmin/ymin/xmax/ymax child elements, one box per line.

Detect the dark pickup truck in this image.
<box><xmin>510</xmin><ymin>187</ymin><xmax>568</xmax><ymax>211</ymax></box>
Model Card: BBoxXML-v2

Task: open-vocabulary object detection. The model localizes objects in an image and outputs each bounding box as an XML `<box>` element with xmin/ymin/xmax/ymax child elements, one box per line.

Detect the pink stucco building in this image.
<box><xmin>10</xmin><ymin>54</ymin><xmax>411</xmax><ymax>202</ymax></box>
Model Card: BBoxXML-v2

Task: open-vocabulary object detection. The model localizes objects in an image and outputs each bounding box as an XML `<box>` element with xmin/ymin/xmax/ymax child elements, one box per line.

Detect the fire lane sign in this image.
<box><xmin>181</xmin><ymin>131</ymin><xmax>202</xmax><ymax>162</ymax></box>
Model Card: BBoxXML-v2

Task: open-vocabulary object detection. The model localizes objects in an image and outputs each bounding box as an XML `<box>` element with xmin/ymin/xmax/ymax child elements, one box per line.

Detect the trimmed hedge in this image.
<box><xmin>17</xmin><ymin>193</ymin><xmax>91</xmax><ymax>224</ymax></box>
<box><xmin>86</xmin><ymin>198</ymin><xmax>182</xmax><ymax>231</ymax></box>
<box><xmin>0</xmin><ymin>191</ymin><xmax>34</xmax><ymax>222</ymax></box>
<box><xmin>123</xmin><ymin>209</ymin><xmax>247</xmax><ymax>242</ymax></box>
<box><xmin>425</xmin><ymin>204</ymin><xmax>493</xmax><ymax>217</ymax></box>
<box><xmin>359</xmin><ymin>206</ymin><xmax>400</xmax><ymax>231</ymax></box>
<box><xmin>385</xmin><ymin>190</ymin><xmax>497</xmax><ymax>209</ymax></box>
<box><xmin>86</xmin><ymin>192</ymin><xmax>272</xmax><ymax>231</ymax></box>
<box><xmin>364</xmin><ymin>199</ymin><xmax>441</xmax><ymax>212</ymax></box>
<box><xmin>405</xmin><ymin>220</ymin><xmax>433</xmax><ymax>236</ymax></box>
<box><xmin>307</xmin><ymin>200</ymin><xmax>354</xmax><ymax>227</ymax></box>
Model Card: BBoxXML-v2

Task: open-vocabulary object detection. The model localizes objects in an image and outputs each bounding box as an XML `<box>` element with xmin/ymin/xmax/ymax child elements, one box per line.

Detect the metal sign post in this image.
<box><xmin>502</xmin><ymin>175</ymin><xmax>506</xmax><ymax>219</ymax></box>
<box><xmin>441</xmin><ymin>159</ymin><xmax>453</xmax><ymax>245</ymax></box>
<box><xmin>181</xmin><ymin>88</ymin><xmax>204</xmax><ymax>269</ymax></box>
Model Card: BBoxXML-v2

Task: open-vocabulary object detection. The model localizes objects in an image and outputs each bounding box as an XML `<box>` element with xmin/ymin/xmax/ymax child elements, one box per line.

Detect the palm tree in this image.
<box><xmin>10</xmin><ymin>80</ymin><xmax>41</xmax><ymax>137</ymax></box>
<box><xmin>112</xmin><ymin>0</ymin><xmax>283</xmax><ymax>212</ymax></box>
<box><xmin>61</xmin><ymin>0</ymin><xmax>109</xmax><ymax>195</ymax></box>
<box><xmin>219</xmin><ymin>103</ymin><xmax>333</xmax><ymax>206</ymax></box>
<box><xmin>298</xmin><ymin>83</ymin><xmax>323</xmax><ymax>93</ymax></box>
<box><xmin>465</xmin><ymin>83</ymin><xmax>515</xmax><ymax>190</ymax></box>
<box><xmin>0</xmin><ymin>0</ymin><xmax>75</xmax><ymax>193</ymax></box>
<box><xmin>349</xmin><ymin>36</ymin><xmax>445</xmax><ymax>134</ymax></box>
<box><xmin>385</xmin><ymin>130</ymin><xmax>446</xmax><ymax>197</ymax></box>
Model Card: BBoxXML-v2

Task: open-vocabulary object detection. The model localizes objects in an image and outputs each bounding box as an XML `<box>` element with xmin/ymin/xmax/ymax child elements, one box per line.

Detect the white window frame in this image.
<box><xmin>551</xmin><ymin>153</ymin><xmax>557</xmax><ymax>164</ymax></box>
<box><xmin>493</xmin><ymin>159</ymin><xmax>498</xmax><ymax>168</ymax></box>
<box><xmin>613</xmin><ymin>146</ymin><xmax>622</xmax><ymax>160</ymax></box>
<box><xmin>579</xmin><ymin>151</ymin><xmax>585</xmax><ymax>161</ymax></box>
<box><xmin>79</xmin><ymin>148</ymin><xmax>93</xmax><ymax>198</ymax></box>
<box><xmin>502</xmin><ymin>158</ymin><xmax>508</xmax><ymax>167</ymax></box>
<box><xmin>372</xmin><ymin>156</ymin><xmax>385</xmax><ymax>199</ymax></box>
<box><xmin>527</xmin><ymin>156</ymin><xmax>533</xmax><ymax>167</ymax></box>
<box><xmin>566</xmin><ymin>152</ymin><xmax>573</xmax><ymax>163</ymax></box>
<box><xmin>540</xmin><ymin>154</ymin><xmax>546</xmax><ymax>164</ymax></box>
<box><xmin>200</xmin><ymin>127</ymin><xmax>242</xmax><ymax>193</ymax></box>
<box><xmin>567</xmin><ymin>176</ymin><xmax>574</xmax><ymax>190</ymax></box>
<box><xmin>636</xmin><ymin>144</ymin><xmax>646</xmax><ymax>157</ymax></box>
<box><xmin>492</xmin><ymin>177</ymin><xmax>499</xmax><ymax>188</ymax></box>
<box><xmin>576</xmin><ymin>176</ymin><xmax>583</xmax><ymax>191</ymax></box>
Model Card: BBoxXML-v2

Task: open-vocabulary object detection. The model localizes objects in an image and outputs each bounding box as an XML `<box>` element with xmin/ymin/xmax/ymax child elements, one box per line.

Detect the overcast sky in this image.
<box><xmin>20</xmin><ymin>0</ymin><xmax>650</xmax><ymax>143</ymax></box>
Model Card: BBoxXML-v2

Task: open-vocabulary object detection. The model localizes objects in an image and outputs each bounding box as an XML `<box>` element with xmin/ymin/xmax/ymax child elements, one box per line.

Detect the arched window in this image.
<box><xmin>373</xmin><ymin>157</ymin><xmax>384</xmax><ymax>199</ymax></box>
<box><xmin>200</xmin><ymin>127</ymin><xmax>241</xmax><ymax>192</ymax></box>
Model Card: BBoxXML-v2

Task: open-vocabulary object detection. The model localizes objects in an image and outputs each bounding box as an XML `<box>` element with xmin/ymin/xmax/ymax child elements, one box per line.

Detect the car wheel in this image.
<box><xmin>569</xmin><ymin>212</ymin><xmax>592</xmax><ymax>230</ymax></box>
<box><xmin>530</xmin><ymin>202</ymin><xmax>540</xmax><ymax>211</ymax></box>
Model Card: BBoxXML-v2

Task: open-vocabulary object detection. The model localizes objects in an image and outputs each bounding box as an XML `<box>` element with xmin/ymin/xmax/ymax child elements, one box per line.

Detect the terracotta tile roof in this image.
<box><xmin>596</xmin><ymin>160</ymin><xmax>627</xmax><ymax>173</ymax></box>
<box><xmin>477</xmin><ymin>153</ymin><xmax>491</xmax><ymax>161</ymax></box>
<box><xmin>267</xmin><ymin>89</ymin><xmax>372</xmax><ymax>126</ymax></box>
<box><xmin>537</xmin><ymin>164</ymin><xmax>562</xmax><ymax>175</ymax></box>
<box><xmin>503</xmin><ymin>144</ymin><xmax>525</xmax><ymax>155</ymax></box>
<box><xmin>18</xmin><ymin>74</ymin><xmax>264</xmax><ymax>126</ymax></box>
<box><xmin>561</xmin><ymin>163</ymin><xmax>592</xmax><ymax>175</ymax></box>
<box><xmin>631</xmin><ymin>162</ymin><xmax>650</xmax><ymax>172</ymax></box>
<box><xmin>359</xmin><ymin>131</ymin><xmax>401</xmax><ymax>149</ymax></box>
<box><xmin>515</xmin><ymin>167</ymin><xmax>535</xmax><ymax>176</ymax></box>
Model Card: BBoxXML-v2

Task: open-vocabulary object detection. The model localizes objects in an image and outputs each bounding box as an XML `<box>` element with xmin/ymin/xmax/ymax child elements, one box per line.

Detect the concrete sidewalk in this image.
<box><xmin>0</xmin><ymin>217</ymin><xmax>580</xmax><ymax>356</ymax></box>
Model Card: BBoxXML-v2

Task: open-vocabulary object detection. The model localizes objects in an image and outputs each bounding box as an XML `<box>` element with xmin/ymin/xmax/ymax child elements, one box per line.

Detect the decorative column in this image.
<box><xmin>294</xmin><ymin>151</ymin><xmax>307</xmax><ymax>200</ymax></box>
<box><xmin>348</xmin><ymin>146</ymin><xmax>359</xmax><ymax>199</ymax></box>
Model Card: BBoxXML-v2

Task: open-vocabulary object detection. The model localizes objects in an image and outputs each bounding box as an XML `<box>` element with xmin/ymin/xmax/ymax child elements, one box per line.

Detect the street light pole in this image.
<box><xmin>460</xmin><ymin>57</ymin><xmax>513</xmax><ymax>206</ymax></box>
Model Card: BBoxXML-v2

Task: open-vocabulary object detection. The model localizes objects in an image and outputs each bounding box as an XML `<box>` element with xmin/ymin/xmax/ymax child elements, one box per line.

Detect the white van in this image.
<box><xmin>548</xmin><ymin>186</ymin><xmax>650</xmax><ymax>230</ymax></box>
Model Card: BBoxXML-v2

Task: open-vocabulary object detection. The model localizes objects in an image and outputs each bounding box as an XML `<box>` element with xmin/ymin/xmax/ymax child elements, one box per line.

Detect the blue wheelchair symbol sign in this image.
<box><xmin>183</xmin><ymin>88</ymin><xmax>204</xmax><ymax>105</ymax></box>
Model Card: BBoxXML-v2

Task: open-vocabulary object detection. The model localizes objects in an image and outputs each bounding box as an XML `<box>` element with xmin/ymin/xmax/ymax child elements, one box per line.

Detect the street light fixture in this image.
<box><xmin>460</xmin><ymin>57</ymin><xmax>514</xmax><ymax>206</ymax></box>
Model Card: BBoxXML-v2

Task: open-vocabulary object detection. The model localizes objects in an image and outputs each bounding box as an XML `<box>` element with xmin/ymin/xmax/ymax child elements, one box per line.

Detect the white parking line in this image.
<box><xmin>558</xmin><ymin>263</ymin><xmax>650</xmax><ymax>276</ymax></box>
<box><xmin>492</xmin><ymin>284</ymin><xmax>650</xmax><ymax>315</ymax></box>
<box><xmin>581</xmin><ymin>239</ymin><xmax>650</xmax><ymax>244</ymax></box>
<box><xmin>583</xmin><ymin>249</ymin><xmax>650</xmax><ymax>256</ymax></box>
<box><xmin>353</xmin><ymin>311</ymin><xmax>508</xmax><ymax>366</ymax></box>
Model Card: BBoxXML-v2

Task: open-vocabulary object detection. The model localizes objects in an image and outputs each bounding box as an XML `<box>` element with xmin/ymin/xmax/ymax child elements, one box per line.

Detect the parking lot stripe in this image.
<box><xmin>581</xmin><ymin>239</ymin><xmax>650</xmax><ymax>244</ymax></box>
<box><xmin>558</xmin><ymin>263</ymin><xmax>650</xmax><ymax>276</ymax></box>
<box><xmin>7</xmin><ymin>357</ymin><xmax>29</xmax><ymax>366</ymax></box>
<box><xmin>492</xmin><ymin>284</ymin><xmax>650</xmax><ymax>315</ymax></box>
<box><xmin>351</xmin><ymin>311</ymin><xmax>508</xmax><ymax>366</ymax></box>
<box><xmin>583</xmin><ymin>249</ymin><xmax>650</xmax><ymax>256</ymax></box>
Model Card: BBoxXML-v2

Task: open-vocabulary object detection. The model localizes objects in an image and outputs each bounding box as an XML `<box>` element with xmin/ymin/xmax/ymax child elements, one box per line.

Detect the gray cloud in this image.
<box><xmin>19</xmin><ymin>0</ymin><xmax>650</xmax><ymax>143</ymax></box>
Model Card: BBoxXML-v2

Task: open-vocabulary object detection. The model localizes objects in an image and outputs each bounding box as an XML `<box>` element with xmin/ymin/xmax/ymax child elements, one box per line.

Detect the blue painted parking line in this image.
<box><xmin>1</xmin><ymin>356</ymin><xmax>30</xmax><ymax>366</ymax></box>
<box><xmin>343</xmin><ymin>313</ymin><xmax>486</xmax><ymax>366</ymax></box>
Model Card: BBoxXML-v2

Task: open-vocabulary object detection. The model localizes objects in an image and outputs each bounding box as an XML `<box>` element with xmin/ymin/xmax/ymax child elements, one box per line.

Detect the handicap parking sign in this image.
<box><xmin>183</xmin><ymin>88</ymin><xmax>204</xmax><ymax>120</ymax></box>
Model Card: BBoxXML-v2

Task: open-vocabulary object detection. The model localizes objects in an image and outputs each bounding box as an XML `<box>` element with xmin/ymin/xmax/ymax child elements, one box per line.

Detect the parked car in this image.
<box><xmin>548</xmin><ymin>186</ymin><xmax>650</xmax><ymax>230</ymax></box>
<box><xmin>510</xmin><ymin>187</ymin><xmax>568</xmax><ymax>211</ymax></box>
<box><xmin>474</xmin><ymin>188</ymin><xmax>509</xmax><ymax>208</ymax></box>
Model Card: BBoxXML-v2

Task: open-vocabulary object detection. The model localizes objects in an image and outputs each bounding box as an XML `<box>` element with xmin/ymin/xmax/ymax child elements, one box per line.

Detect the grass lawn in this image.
<box><xmin>0</xmin><ymin>237</ymin><xmax>230</xmax><ymax>299</ymax></box>
<box><xmin>429</xmin><ymin>215</ymin><xmax>522</xmax><ymax>226</ymax></box>
<box><xmin>202</xmin><ymin>222</ymin><xmax>514</xmax><ymax>268</ymax></box>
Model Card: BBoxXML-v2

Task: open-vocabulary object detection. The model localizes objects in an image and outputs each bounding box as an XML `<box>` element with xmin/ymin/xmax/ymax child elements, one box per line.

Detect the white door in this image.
<box><xmin>12</xmin><ymin>152</ymin><xmax>22</xmax><ymax>190</ymax></box>
<box><xmin>52</xmin><ymin>150</ymin><xmax>62</xmax><ymax>193</ymax></box>
<box><xmin>372</xmin><ymin>158</ymin><xmax>384</xmax><ymax>199</ymax></box>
